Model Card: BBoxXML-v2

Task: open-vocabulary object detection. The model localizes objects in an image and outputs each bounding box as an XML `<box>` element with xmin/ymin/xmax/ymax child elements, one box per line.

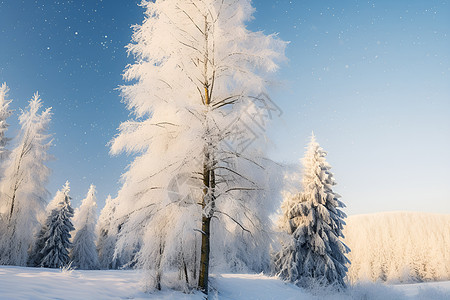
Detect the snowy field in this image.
<box><xmin>0</xmin><ymin>267</ymin><xmax>450</xmax><ymax>300</ymax></box>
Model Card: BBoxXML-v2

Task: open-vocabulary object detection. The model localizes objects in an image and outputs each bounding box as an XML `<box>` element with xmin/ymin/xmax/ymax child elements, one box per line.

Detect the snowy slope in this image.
<box><xmin>1</xmin><ymin>266</ymin><xmax>450</xmax><ymax>300</ymax></box>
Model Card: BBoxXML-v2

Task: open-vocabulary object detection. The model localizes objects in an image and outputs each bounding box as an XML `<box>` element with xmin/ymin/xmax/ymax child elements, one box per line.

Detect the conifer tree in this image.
<box><xmin>28</xmin><ymin>222</ymin><xmax>48</xmax><ymax>267</ymax></box>
<box><xmin>35</xmin><ymin>182</ymin><xmax>74</xmax><ymax>268</ymax></box>
<box><xmin>71</xmin><ymin>184</ymin><xmax>100</xmax><ymax>270</ymax></box>
<box><xmin>0</xmin><ymin>93</ymin><xmax>52</xmax><ymax>266</ymax></box>
<box><xmin>274</xmin><ymin>134</ymin><xmax>350</xmax><ymax>288</ymax></box>
<box><xmin>46</xmin><ymin>186</ymin><xmax>67</xmax><ymax>213</ymax></box>
<box><xmin>29</xmin><ymin>182</ymin><xmax>70</xmax><ymax>267</ymax></box>
<box><xmin>97</xmin><ymin>195</ymin><xmax>120</xmax><ymax>269</ymax></box>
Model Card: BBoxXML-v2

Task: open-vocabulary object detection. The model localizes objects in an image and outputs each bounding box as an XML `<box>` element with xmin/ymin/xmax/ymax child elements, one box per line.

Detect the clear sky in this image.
<box><xmin>0</xmin><ymin>1</ymin><xmax>449</xmax><ymax>215</ymax></box>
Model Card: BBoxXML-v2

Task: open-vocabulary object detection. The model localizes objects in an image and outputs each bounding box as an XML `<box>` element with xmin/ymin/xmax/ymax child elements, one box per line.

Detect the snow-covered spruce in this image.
<box><xmin>29</xmin><ymin>182</ymin><xmax>72</xmax><ymax>266</ymax></box>
<box><xmin>0</xmin><ymin>82</ymin><xmax>12</xmax><ymax>162</ymax></box>
<box><xmin>97</xmin><ymin>195</ymin><xmax>120</xmax><ymax>269</ymax></box>
<box><xmin>71</xmin><ymin>184</ymin><xmax>100</xmax><ymax>270</ymax></box>
<box><xmin>111</xmin><ymin>0</ymin><xmax>286</xmax><ymax>292</ymax></box>
<box><xmin>28</xmin><ymin>222</ymin><xmax>47</xmax><ymax>267</ymax></box>
<box><xmin>29</xmin><ymin>184</ymin><xmax>69</xmax><ymax>267</ymax></box>
<box><xmin>0</xmin><ymin>93</ymin><xmax>52</xmax><ymax>266</ymax></box>
<box><xmin>33</xmin><ymin>182</ymin><xmax>74</xmax><ymax>268</ymax></box>
<box><xmin>274</xmin><ymin>133</ymin><xmax>350</xmax><ymax>288</ymax></box>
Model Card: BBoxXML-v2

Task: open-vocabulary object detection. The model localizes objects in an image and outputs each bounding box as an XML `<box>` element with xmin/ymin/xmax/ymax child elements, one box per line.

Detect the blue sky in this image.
<box><xmin>0</xmin><ymin>1</ymin><xmax>449</xmax><ymax>215</ymax></box>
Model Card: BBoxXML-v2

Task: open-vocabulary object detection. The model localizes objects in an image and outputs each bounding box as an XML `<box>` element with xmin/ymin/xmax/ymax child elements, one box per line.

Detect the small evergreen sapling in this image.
<box><xmin>71</xmin><ymin>184</ymin><xmax>100</xmax><ymax>270</ymax></box>
<box><xmin>274</xmin><ymin>133</ymin><xmax>350</xmax><ymax>288</ymax></box>
<box><xmin>35</xmin><ymin>182</ymin><xmax>74</xmax><ymax>268</ymax></box>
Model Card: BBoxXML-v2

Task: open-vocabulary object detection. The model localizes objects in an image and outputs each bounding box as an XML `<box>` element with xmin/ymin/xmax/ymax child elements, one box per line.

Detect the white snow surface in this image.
<box><xmin>0</xmin><ymin>266</ymin><xmax>449</xmax><ymax>300</ymax></box>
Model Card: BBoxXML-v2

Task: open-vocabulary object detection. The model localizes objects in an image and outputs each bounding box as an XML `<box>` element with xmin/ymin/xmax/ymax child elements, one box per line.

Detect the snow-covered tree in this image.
<box><xmin>111</xmin><ymin>0</ymin><xmax>285</xmax><ymax>293</ymax></box>
<box><xmin>46</xmin><ymin>183</ymin><xmax>70</xmax><ymax>213</ymax></box>
<box><xmin>0</xmin><ymin>92</ymin><xmax>52</xmax><ymax>266</ymax></box>
<box><xmin>274</xmin><ymin>134</ymin><xmax>350</xmax><ymax>289</ymax></box>
<box><xmin>33</xmin><ymin>182</ymin><xmax>74</xmax><ymax>268</ymax></box>
<box><xmin>28</xmin><ymin>181</ymin><xmax>70</xmax><ymax>267</ymax></box>
<box><xmin>29</xmin><ymin>182</ymin><xmax>71</xmax><ymax>267</ymax></box>
<box><xmin>0</xmin><ymin>83</ymin><xmax>12</xmax><ymax>161</ymax></box>
<box><xmin>71</xmin><ymin>184</ymin><xmax>99</xmax><ymax>270</ymax></box>
<box><xmin>28</xmin><ymin>220</ymin><xmax>48</xmax><ymax>267</ymax></box>
<box><xmin>97</xmin><ymin>195</ymin><xmax>120</xmax><ymax>269</ymax></box>
<box><xmin>0</xmin><ymin>83</ymin><xmax>13</xmax><ymax>241</ymax></box>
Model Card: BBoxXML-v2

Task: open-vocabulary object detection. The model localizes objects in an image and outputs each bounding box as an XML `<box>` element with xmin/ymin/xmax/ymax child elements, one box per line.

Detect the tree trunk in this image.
<box><xmin>198</xmin><ymin>213</ymin><xmax>211</xmax><ymax>293</ymax></box>
<box><xmin>8</xmin><ymin>183</ymin><xmax>19</xmax><ymax>222</ymax></box>
<box><xmin>198</xmin><ymin>151</ymin><xmax>211</xmax><ymax>294</ymax></box>
<box><xmin>198</xmin><ymin>15</ymin><xmax>215</xmax><ymax>296</ymax></box>
<box><xmin>8</xmin><ymin>194</ymin><xmax>15</xmax><ymax>221</ymax></box>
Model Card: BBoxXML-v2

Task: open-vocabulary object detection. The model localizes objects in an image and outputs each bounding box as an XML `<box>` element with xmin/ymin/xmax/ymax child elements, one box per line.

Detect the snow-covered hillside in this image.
<box><xmin>0</xmin><ymin>266</ymin><xmax>450</xmax><ymax>300</ymax></box>
<box><xmin>344</xmin><ymin>212</ymin><xmax>450</xmax><ymax>283</ymax></box>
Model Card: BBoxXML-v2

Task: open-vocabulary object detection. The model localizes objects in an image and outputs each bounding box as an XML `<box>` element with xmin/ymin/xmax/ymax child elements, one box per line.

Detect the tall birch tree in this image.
<box><xmin>0</xmin><ymin>93</ymin><xmax>52</xmax><ymax>266</ymax></box>
<box><xmin>111</xmin><ymin>0</ymin><xmax>285</xmax><ymax>294</ymax></box>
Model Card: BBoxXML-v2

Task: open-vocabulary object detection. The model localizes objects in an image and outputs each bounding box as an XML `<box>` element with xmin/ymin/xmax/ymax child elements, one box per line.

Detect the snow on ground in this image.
<box><xmin>392</xmin><ymin>280</ymin><xmax>450</xmax><ymax>299</ymax></box>
<box><xmin>210</xmin><ymin>273</ymin><xmax>309</xmax><ymax>299</ymax></box>
<box><xmin>0</xmin><ymin>266</ymin><xmax>449</xmax><ymax>300</ymax></box>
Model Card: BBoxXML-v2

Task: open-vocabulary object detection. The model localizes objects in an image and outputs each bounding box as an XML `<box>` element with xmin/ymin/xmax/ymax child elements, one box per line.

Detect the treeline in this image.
<box><xmin>0</xmin><ymin>84</ymin><xmax>100</xmax><ymax>269</ymax></box>
<box><xmin>0</xmin><ymin>83</ymin><xmax>351</xmax><ymax>291</ymax></box>
<box><xmin>0</xmin><ymin>82</ymin><xmax>448</xmax><ymax>292</ymax></box>
<box><xmin>344</xmin><ymin>212</ymin><xmax>450</xmax><ymax>283</ymax></box>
